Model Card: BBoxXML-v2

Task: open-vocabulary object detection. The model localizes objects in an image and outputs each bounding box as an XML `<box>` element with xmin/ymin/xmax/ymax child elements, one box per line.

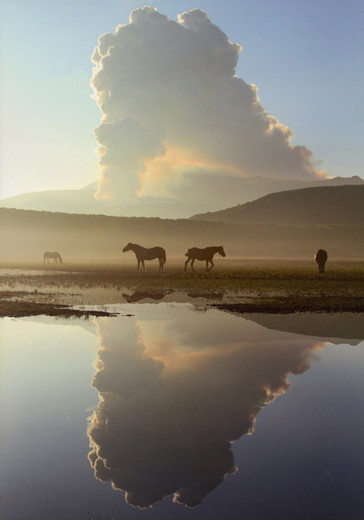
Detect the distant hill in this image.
<box><xmin>0</xmin><ymin>187</ymin><xmax>221</xmax><ymax>219</ymax></box>
<box><xmin>1</xmin><ymin>175</ymin><xmax>363</xmax><ymax>219</ymax></box>
<box><xmin>191</xmin><ymin>185</ymin><xmax>364</xmax><ymax>226</ymax></box>
<box><xmin>0</xmin><ymin>189</ymin><xmax>106</xmax><ymax>215</ymax></box>
<box><xmin>1</xmin><ymin>207</ymin><xmax>364</xmax><ymax>262</ymax></box>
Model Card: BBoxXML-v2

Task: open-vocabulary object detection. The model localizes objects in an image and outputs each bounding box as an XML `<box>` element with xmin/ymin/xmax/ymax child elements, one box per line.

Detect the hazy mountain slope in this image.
<box><xmin>191</xmin><ymin>185</ymin><xmax>364</xmax><ymax>225</ymax></box>
<box><xmin>1</xmin><ymin>207</ymin><xmax>363</xmax><ymax>262</ymax></box>
<box><xmin>172</xmin><ymin>174</ymin><xmax>364</xmax><ymax>211</ymax></box>
<box><xmin>246</xmin><ymin>314</ymin><xmax>364</xmax><ymax>344</ymax></box>
<box><xmin>0</xmin><ymin>188</ymin><xmax>222</xmax><ymax>219</ymax></box>
<box><xmin>1</xmin><ymin>175</ymin><xmax>362</xmax><ymax>219</ymax></box>
<box><xmin>0</xmin><ymin>189</ymin><xmax>106</xmax><ymax>215</ymax></box>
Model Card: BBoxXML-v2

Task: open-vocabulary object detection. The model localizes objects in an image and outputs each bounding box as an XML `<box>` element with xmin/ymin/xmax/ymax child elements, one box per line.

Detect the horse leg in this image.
<box><xmin>207</xmin><ymin>259</ymin><xmax>214</xmax><ymax>271</ymax></box>
<box><xmin>184</xmin><ymin>257</ymin><xmax>191</xmax><ymax>271</ymax></box>
<box><xmin>137</xmin><ymin>259</ymin><xmax>140</xmax><ymax>272</ymax></box>
<box><xmin>191</xmin><ymin>259</ymin><xmax>196</xmax><ymax>272</ymax></box>
<box><xmin>142</xmin><ymin>260</ymin><xmax>145</xmax><ymax>272</ymax></box>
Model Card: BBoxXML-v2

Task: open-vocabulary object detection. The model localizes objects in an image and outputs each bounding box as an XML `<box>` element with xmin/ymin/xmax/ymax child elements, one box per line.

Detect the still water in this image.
<box><xmin>1</xmin><ymin>304</ymin><xmax>363</xmax><ymax>520</ymax></box>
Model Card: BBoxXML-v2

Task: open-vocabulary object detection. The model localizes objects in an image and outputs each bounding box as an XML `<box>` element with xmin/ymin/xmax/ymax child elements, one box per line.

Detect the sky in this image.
<box><xmin>1</xmin><ymin>0</ymin><xmax>363</xmax><ymax>200</ymax></box>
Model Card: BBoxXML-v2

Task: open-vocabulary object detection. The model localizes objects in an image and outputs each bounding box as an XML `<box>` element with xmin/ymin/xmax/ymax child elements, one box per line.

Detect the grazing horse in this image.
<box><xmin>43</xmin><ymin>251</ymin><xmax>63</xmax><ymax>264</ymax></box>
<box><xmin>122</xmin><ymin>242</ymin><xmax>166</xmax><ymax>272</ymax></box>
<box><xmin>184</xmin><ymin>246</ymin><xmax>226</xmax><ymax>272</ymax></box>
<box><xmin>314</xmin><ymin>249</ymin><xmax>328</xmax><ymax>273</ymax></box>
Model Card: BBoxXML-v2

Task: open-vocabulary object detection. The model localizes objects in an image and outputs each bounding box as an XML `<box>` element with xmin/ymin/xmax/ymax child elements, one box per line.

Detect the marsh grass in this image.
<box><xmin>1</xmin><ymin>260</ymin><xmax>363</xmax><ymax>298</ymax></box>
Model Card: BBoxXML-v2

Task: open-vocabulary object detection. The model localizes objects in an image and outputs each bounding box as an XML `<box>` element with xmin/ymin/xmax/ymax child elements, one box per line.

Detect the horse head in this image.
<box><xmin>122</xmin><ymin>242</ymin><xmax>133</xmax><ymax>253</ymax></box>
<box><xmin>218</xmin><ymin>246</ymin><xmax>226</xmax><ymax>257</ymax></box>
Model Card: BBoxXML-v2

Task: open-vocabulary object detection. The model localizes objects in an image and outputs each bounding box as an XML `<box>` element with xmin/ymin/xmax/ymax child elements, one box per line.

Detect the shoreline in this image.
<box><xmin>0</xmin><ymin>262</ymin><xmax>364</xmax><ymax>317</ymax></box>
<box><xmin>1</xmin><ymin>263</ymin><xmax>363</xmax><ymax>317</ymax></box>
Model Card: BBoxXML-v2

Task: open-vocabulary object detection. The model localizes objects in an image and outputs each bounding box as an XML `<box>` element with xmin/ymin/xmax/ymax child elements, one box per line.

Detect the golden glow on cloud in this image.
<box><xmin>139</xmin><ymin>145</ymin><xmax>244</xmax><ymax>198</ymax></box>
<box><xmin>91</xmin><ymin>7</ymin><xmax>325</xmax><ymax>204</ymax></box>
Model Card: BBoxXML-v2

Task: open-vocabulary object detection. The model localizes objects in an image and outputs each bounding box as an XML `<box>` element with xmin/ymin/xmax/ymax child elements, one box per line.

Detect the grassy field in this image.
<box><xmin>1</xmin><ymin>259</ymin><xmax>364</xmax><ymax>316</ymax></box>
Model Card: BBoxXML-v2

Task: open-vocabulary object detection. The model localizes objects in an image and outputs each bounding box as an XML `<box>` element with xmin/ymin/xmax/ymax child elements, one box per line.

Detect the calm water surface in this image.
<box><xmin>1</xmin><ymin>304</ymin><xmax>363</xmax><ymax>520</ymax></box>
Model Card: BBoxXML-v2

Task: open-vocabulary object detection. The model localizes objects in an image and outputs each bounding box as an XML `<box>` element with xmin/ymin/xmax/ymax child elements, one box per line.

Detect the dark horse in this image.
<box><xmin>314</xmin><ymin>249</ymin><xmax>328</xmax><ymax>273</ymax></box>
<box><xmin>122</xmin><ymin>242</ymin><xmax>166</xmax><ymax>272</ymax></box>
<box><xmin>184</xmin><ymin>246</ymin><xmax>226</xmax><ymax>272</ymax></box>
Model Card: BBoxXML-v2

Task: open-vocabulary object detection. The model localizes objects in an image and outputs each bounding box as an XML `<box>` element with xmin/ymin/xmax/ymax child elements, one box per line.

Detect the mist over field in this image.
<box><xmin>1</xmin><ymin>206</ymin><xmax>363</xmax><ymax>265</ymax></box>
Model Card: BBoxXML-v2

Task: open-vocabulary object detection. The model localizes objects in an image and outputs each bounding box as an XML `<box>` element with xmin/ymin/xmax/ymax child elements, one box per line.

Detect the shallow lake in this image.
<box><xmin>1</xmin><ymin>303</ymin><xmax>363</xmax><ymax>520</ymax></box>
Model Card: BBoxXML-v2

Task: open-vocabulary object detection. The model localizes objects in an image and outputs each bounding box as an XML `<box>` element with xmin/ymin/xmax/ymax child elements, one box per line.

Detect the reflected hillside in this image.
<box><xmin>88</xmin><ymin>306</ymin><xmax>332</xmax><ymax>509</ymax></box>
<box><xmin>242</xmin><ymin>313</ymin><xmax>364</xmax><ymax>345</ymax></box>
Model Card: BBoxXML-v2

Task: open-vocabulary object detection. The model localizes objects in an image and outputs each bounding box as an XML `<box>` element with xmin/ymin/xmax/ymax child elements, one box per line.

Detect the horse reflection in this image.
<box><xmin>43</xmin><ymin>251</ymin><xmax>62</xmax><ymax>264</ymax></box>
<box><xmin>184</xmin><ymin>246</ymin><xmax>225</xmax><ymax>272</ymax></box>
<box><xmin>122</xmin><ymin>290</ymin><xmax>166</xmax><ymax>303</ymax></box>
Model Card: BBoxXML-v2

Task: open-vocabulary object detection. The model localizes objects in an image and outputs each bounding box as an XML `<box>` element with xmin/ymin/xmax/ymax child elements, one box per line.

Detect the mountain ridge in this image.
<box><xmin>191</xmin><ymin>185</ymin><xmax>364</xmax><ymax>226</ymax></box>
<box><xmin>1</xmin><ymin>175</ymin><xmax>362</xmax><ymax>219</ymax></box>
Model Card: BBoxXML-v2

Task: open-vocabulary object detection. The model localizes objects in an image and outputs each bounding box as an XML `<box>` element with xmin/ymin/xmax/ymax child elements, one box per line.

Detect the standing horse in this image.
<box><xmin>314</xmin><ymin>249</ymin><xmax>328</xmax><ymax>273</ymax></box>
<box><xmin>122</xmin><ymin>243</ymin><xmax>166</xmax><ymax>272</ymax></box>
<box><xmin>43</xmin><ymin>251</ymin><xmax>63</xmax><ymax>264</ymax></box>
<box><xmin>184</xmin><ymin>246</ymin><xmax>226</xmax><ymax>272</ymax></box>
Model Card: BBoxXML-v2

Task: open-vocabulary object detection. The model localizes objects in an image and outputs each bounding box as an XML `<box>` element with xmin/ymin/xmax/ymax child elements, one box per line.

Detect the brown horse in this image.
<box><xmin>184</xmin><ymin>246</ymin><xmax>225</xmax><ymax>272</ymax></box>
<box><xmin>122</xmin><ymin>242</ymin><xmax>166</xmax><ymax>272</ymax></box>
<box><xmin>314</xmin><ymin>249</ymin><xmax>328</xmax><ymax>273</ymax></box>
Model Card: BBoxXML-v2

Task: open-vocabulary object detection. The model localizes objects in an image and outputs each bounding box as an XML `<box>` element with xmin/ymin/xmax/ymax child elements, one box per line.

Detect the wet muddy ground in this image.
<box><xmin>1</xmin><ymin>262</ymin><xmax>363</xmax><ymax>317</ymax></box>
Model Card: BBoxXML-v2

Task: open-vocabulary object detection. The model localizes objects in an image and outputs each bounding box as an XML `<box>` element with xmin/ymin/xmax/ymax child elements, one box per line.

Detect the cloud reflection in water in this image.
<box><xmin>87</xmin><ymin>306</ymin><xmax>325</xmax><ymax>509</ymax></box>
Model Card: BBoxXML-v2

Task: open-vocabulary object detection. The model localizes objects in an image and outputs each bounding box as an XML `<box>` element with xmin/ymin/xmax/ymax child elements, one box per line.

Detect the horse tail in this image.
<box><xmin>162</xmin><ymin>249</ymin><xmax>167</xmax><ymax>264</ymax></box>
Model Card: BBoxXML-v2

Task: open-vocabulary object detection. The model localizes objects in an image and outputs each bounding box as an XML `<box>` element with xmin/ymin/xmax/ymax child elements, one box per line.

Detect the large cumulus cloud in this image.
<box><xmin>91</xmin><ymin>7</ymin><xmax>323</xmax><ymax>204</ymax></box>
<box><xmin>87</xmin><ymin>307</ymin><xmax>324</xmax><ymax>508</ymax></box>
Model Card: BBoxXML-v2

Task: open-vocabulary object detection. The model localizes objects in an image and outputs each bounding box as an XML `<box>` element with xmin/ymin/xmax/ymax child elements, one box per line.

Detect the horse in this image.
<box><xmin>43</xmin><ymin>251</ymin><xmax>63</xmax><ymax>264</ymax></box>
<box><xmin>314</xmin><ymin>249</ymin><xmax>328</xmax><ymax>273</ymax></box>
<box><xmin>122</xmin><ymin>242</ymin><xmax>166</xmax><ymax>272</ymax></box>
<box><xmin>184</xmin><ymin>246</ymin><xmax>225</xmax><ymax>272</ymax></box>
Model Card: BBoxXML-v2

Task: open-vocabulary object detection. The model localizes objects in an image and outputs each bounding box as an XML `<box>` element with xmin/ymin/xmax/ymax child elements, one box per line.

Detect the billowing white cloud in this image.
<box><xmin>91</xmin><ymin>7</ymin><xmax>324</xmax><ymax>204</ymax></box>
<box><xmin>87</xmin><ymin>309</ymin><xmax>324</xmax><ymax>508</ymax></box>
